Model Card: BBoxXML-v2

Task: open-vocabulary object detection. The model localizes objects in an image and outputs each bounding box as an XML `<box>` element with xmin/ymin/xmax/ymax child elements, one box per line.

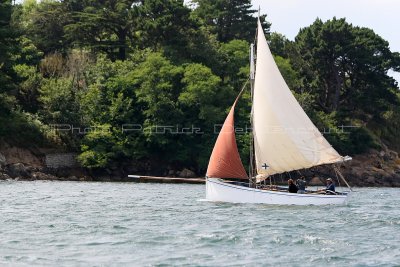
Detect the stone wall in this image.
<box><xmin>45</xmin><ymin>153</ymin><xmax>78</xmax><ymax>169</ymax></box>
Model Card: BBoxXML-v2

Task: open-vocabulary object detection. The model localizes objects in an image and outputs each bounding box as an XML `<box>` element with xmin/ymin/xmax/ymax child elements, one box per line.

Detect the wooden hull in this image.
<box><xmin>206</xmin><ymin>178</ymin><xmax>350</xmax><ymax>205</ymax></box>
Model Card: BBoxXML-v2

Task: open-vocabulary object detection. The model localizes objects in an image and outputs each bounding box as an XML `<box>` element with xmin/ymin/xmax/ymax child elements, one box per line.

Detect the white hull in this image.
<box><xmin>206</xmin><ymin>178</ymin><xmax>350</xmax><ymax>205</ymax></box>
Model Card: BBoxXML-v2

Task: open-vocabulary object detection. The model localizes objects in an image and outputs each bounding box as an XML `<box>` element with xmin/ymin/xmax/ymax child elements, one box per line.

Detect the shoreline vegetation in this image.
<box><xmin>1</xmin><ymin>0</ymin><xmax>399</xmax><ymax>186</ymax></box>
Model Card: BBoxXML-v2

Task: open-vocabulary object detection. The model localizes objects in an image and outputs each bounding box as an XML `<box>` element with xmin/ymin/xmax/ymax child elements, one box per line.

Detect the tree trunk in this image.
<box><xmin>333</xmin><ymin>69</ymin><xmax>341</xmax><ymax>111</ymax></box>
<box><xmin>117</xmin><ymin>29</ymin><xmax>127</xmax><ymax>61</ymax></box>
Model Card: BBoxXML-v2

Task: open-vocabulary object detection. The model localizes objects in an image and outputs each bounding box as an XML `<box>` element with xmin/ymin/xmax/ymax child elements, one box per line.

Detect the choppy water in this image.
<box><xmin>0</xmin><ymin>181</ymin><xmax>399</xmax><ymax>266</ymax></box>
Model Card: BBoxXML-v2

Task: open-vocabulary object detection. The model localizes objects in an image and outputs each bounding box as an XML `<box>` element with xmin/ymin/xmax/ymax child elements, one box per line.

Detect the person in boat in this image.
<box><xmin>315</xmin><ymin>178</ymin><xmax>336</xmax><ymax>194</ymax></box>
<box><xmin>288</xmin><ymin>179</ymin><xmax>298</xmax><ymax>193</ymax></box>
<box><xmin>325</xmin><ymin>178</ymin><xmax>336</xmax><ymax>194</ymax></box>
<box><xmin>296</xmin><ymin>176</ymin><xmax>307</xmax><ymax>194</ymax></box>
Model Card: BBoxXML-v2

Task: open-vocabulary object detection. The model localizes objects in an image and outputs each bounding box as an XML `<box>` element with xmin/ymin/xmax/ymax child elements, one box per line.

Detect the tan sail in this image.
<box><xmin>252</xmin><ymin>20</ymin><xmax>345</xmax><ymax>177</ymax></box>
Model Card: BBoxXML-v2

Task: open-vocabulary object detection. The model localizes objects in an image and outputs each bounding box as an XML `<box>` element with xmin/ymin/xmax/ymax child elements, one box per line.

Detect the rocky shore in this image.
<box><xmin>1</xmin><ymin>143</ymin><xmax>400</xmax><ymax>187</ymax></box>
<box><xmin>310</xmin><ymin>148</ymin><xmax>400</xmax><ymax>187</ymax></box>
<box><xmin>0</xmin><ymin>162</ymin><xmax>91</xmax><ymax>182</ymax></box>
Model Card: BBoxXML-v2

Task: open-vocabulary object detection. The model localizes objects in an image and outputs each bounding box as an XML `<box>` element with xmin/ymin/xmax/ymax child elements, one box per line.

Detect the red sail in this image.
<box><xmin>206</xmin><ymin>100</ymin><xmax>248</xmax><ymax>179</ymax></box>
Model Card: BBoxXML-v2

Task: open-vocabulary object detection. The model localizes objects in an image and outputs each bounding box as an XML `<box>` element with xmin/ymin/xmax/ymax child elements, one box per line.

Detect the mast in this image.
<box><xmin>248</xmin><ymin>12</ymin><xmax>262</xmax><ymax>187</ymax></box>
<box><xmin>248</xmin><ymin>14</ymin><xmax>260</xmax><ymax>188</ymax></box>
<box><xmin>249</xmin><ymin>30</ymin><xmax>257</xmax><ymax>187</ymax></box>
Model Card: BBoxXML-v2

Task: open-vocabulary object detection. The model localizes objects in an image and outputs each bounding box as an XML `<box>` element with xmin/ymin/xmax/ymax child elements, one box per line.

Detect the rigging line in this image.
<box><xmin>333</xmin><ymin>166</ymin><xmax>341</xmax><ymax>188</ymax></box>
<box><xmin>253</xmin><ymin>19</ymin><xmax>258</xmax><ymax>48</ymax></box>
<box><xmin>234</xmin><ymin>78</ymin><xmax>249</xmax><ymax>102</ymax></box>
<box><xmin>234</xmin><ymin>78</ymin><xmax>251</xmax><ymax>178</ymax></box>
<box><xmin>333</xmin><ymin>165</ymin><xmax>353</xmax><ymax>191</ymax></box>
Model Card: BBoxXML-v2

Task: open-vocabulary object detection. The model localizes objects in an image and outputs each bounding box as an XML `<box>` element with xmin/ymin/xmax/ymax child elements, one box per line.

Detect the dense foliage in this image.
<box><xmin>0</xmin><ymin>0</ymin><xmax>399</xmax><ymax>174</ymax></box>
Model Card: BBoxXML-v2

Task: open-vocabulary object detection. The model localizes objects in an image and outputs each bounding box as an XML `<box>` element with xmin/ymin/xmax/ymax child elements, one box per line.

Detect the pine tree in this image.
<box><xmin>193</xmin><ymin>0</ymin><xmax>270</xmax><ymax>42</ymax></box>
<box><xmin>0</xmin><ymin>0</ymin><xmax>17</xmax><ymax>114</ymax></box>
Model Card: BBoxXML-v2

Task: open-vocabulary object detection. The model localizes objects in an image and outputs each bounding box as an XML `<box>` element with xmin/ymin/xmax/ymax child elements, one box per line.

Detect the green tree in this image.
<box><xmin>0</xmin><ymin>0</ymin><xmax>17</xmax><ymax>115</ymax></box>
<box><xmin>218</xmin><ymin>39</ymin><xmax>249</xmax><ymax>85</ymax></box>
<box><xmin>268</xmin><ymin>32</ymin><xmax>290</xmax><ymax>58</ymax></box>
<box><xmin>64</xmin><ymin>0</ymin><xmax>140</xmax><ymax>60</ymax></box>
<box><xmin>77</xmin><ymin>56</ymin><xmax>146</xmax><ymax>168</ymax></box>
<box><xmin>22</xmin><ymin>0</ymin><xmax>70</xmax><ymax>55</ymax></box>
<box><xmin>78</xmin><ymin>125</ymin><xmax>118</xmax><ymax>168</ymax></box>
<box><xmin>274</xmin><ymin>55</ymin><xmax>301</xmax><ymax>91</ymax></box>
<box><xmin>291</xmin><ymin>17</ymin><xmax>400</xmax><ymax>154</ymax></box>
<box><xmin>179</xmin><ymin>63</ymin><xmax>236</xmax><ymax>169</ymax></box>
<box><xmin>131</xmin><ymin>53</ymin><xmax>183</xmax><ymax>150</ymax></box>
<box><xmin>193</xmin><ymin>0</ymin><xmax>270</xmax><ymax>43</ymax></box>
<box><xmin>38</xmin><ymin>78</ymin><xmax>81</xmax><ymax>124</ymax></box>
<box><xmin>13</xmin><ymin>64</ymin><xmax>42</xmax><ymax>112</ymax></box>
<box><xmin>137</xmin><ymin>0</ymin><xmax>202</xmax><ymax>64</ymax></box>
<box><xmin>10</xmin><ymin>22</ymin><xmax>44</xmax><ymax>112</ymax></box>
<box><xmin>293</xmin><ymin>18</ymin><xmax>398</xmax><ymax>115</ymax></box>
<box><xmin>180</xmin><ymin>63</ymin><xmax>224</xmax><ymax>122</ymax></box>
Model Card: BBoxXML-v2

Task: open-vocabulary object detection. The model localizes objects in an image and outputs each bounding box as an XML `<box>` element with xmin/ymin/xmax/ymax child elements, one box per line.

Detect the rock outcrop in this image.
<box><xmin>178</xmin><ymin>168</ymin><xmax>197</xmax><ymax>178</ymax></box>
<box><xmin>5</xmin><ymin>163</ymin><xmax>31</xmax><ymax>178</ymax></box>
<box><xmin>0</xmin><ymin>152</ymin><xmax>6</xmax><ymax>167</ymax></box>
<box><xmin>312</xmin><ymin>148</ymin><xmax>400</xmax><ymax>187</ymax></box>
<box><xmin>0</xmin><ymin>140</ymin><xmax>43</xmax><ymax>168</ymax></box>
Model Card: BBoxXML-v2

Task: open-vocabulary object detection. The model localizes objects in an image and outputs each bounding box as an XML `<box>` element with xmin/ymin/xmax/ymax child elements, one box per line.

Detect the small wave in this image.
<box><xmin>83</xmin><ymin>242</ymin><xmax>111</xmax><ymax>246</ymax></box>
<box><xmin>112</xmin><ymin>225</ymin><xmax>129</xmax><ymax>230</ymax></box>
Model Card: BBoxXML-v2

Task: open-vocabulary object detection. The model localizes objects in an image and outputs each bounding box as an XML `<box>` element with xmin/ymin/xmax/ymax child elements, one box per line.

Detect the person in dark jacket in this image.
<box><xmin>288</xmin><ymin>179</ymin><xmax>298</xmax><ymax>193</ymax></box>
<box><xmin>325</xmin><ymin>178</ymin><xmax>335</xmax><ymax>194</ymax></box>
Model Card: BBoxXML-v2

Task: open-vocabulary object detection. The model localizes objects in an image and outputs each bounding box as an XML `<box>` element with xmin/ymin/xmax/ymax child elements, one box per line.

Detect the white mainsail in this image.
<box><xmin>252</xmin><ymin>20</ymin><xmax>345</xmax><ymax>177</ymax></box>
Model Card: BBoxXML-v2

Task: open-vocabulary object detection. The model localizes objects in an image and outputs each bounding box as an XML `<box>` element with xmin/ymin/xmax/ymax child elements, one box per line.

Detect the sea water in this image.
<box><xmin>0</xmin><ymin>181</ymin><xmax>399</xmax><ymax>266</ymax></box>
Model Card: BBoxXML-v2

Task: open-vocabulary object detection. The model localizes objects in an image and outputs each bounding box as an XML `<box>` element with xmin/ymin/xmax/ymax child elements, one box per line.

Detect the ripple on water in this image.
<box><xmin>0</xmin><ymin>182</ymin><xmax>399</xmax><ymax>266</ymax></box>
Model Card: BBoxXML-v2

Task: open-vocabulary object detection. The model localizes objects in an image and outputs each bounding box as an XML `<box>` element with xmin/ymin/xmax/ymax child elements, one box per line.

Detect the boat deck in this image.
<box><xmin>224</xmin><ymin>181</ymin><xmax>347</xmax><ymax>195</ymax></box>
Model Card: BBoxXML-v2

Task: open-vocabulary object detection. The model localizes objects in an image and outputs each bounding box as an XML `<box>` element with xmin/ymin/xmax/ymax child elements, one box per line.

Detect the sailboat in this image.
<box><xmin>205</xmin><ymin>19</ymin><xmax>353</xmax><ymax>205</ymax></box>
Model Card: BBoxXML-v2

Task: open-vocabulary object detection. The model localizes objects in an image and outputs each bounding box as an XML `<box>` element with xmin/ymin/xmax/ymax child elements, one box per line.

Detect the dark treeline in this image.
<box><xmin>0</xmin><ymin>0</ymin><xmax>399</xmax><ymax>175</ymax></box>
